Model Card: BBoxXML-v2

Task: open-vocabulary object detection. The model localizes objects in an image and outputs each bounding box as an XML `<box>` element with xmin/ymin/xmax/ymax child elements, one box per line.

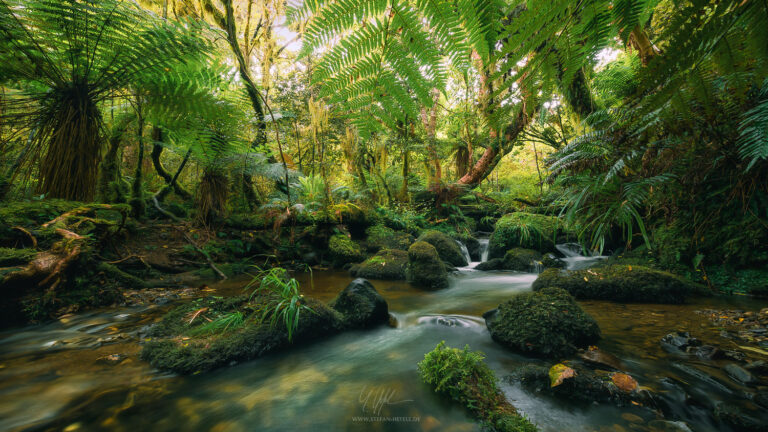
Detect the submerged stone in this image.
<box><xmin>483</xmin><ymin>287</ymin><xmax>600</xmax><ymax>358</ymax></box>
<box><xmin>532</xmin><ymin>265</ymin><xmax>695</xmax><ymax>304</ymax></box>
<box><xmin>406</xmin><ymin>241</ymin><xmax>448</xmax><ymax>290</ymax></box>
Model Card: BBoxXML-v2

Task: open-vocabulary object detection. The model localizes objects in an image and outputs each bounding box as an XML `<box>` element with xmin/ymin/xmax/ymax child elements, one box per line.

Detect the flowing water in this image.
<box><xmin>1</xmin><ymin>246</ymin><xmax>766</xmax><ymax>431</ymax></box>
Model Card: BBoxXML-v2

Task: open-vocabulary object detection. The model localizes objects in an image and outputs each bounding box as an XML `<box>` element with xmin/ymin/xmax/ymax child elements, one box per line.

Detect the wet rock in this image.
<box><xmin>620</xmin><ymin>413</ymin><xmax>643</xmax><ymax>423</ymax></box>
<box><xmin>507</xmin><ymin>364</ymin><xmax>649</xmax><ymax>406</ymax></box>
<box><xmin>691</xmin><ymin>344</ymin><xmax>719</xmax><ymax>360</ymax></box>
<box><xmin>503</xmin><ymin>248</ymin><xmax>542</xmax><ymax>271</ymax></box>
<box><xmin>579</xmin><ymin>347</ymin><xmax>624</xmax><ymax>370</ymax></box>
<box><xmin>646</xmin><ymin>420</ymin><xmax>693</xmax><ymax>432</ymax></box>
<box><xmin>722</xmin><ymin>349</ymin><xmax>747</xmax><ymax>362</ymax></box>
<box><xmin>417</xmin><ymin>230</ymin><xmax>468</xmax><ymax>267</ymax></box>
<box><xmin>724</xmin><ymin>363</ymin><xmax>757</xmax><ymax>385</ymax></box>
<box><xmin>464</xmin><ymin>236</ymin><xmax>482</xmax><ymax>262</ymax></box>
<box><xmin>713</xmin><ymin>402</ymin><xmax>766</xmax><ymax>432</ymax></box>
<box><xmin>349</xmin><ymin>249</ymin><xmax>408</xmax><ymax>280</ymax></box>
<box><xmin>330</xmin><ymin>278</ymin><xmax>389</xmax><ymax>328</ymax></box>
<box><xmin>660</xmin><ymin>332</ymin><xmax>701</xmax><ymax>354</ymax></box>
<box><xmin>533</xmin><ymin>266</ymin><xmax>696</xmax><ymax>304</ymax></box>
<box><xmin>475</xmin><ymin>258</ymin><xmax>505</xmax><ymax>271</ymax></box>
<box><xmin>484</xmin><ymin>287</ymin><xmax>600</xmax><ymax>358</ymax></box>
<box><xmin>406</xmin><ymin>241</ymin><xmax>448</xmax><ymax>290</ymax></box>
<box><xmin>541</xmin><ymin>253</ymin><xmax>566</xmax><ymax>269</ymax></box>
<box><xmin>745</xmin><ymin>360</ymin><xmax>768</xmax><ymax>375</ymax></box>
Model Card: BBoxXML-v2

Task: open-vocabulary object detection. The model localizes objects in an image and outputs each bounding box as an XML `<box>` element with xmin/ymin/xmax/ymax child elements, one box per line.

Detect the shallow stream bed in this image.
<box><xmin>1</xmin><ymin>250</ymin><xmax>766</xmax><ymax>432</ymax></box>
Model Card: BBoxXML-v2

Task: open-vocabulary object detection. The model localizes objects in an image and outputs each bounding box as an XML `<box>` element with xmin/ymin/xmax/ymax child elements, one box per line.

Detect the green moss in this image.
<box><xmin>225</xmin><ymin>213</ymin><xmax>269</xmax><ymax>230</ymax></box>
<box><xmin>503</xmin><ymin>248</ymin><xmax>542</xmax><ymax>271</ymax></box>
<box><xmin>484</xmin><ymin>288</ymin><xmax>600</xmax><ymax>358</ymax></box>
<box><xmin>365</xmin><ymin>225</ymin><xmax>414</xmax><ymax>252</ymax></box>
<box><xmin>141</xmin><ymin>296</ymin><xmax>345</xmax><ymax>374</ymax></box>
<box><xmin>488</xmin><ymin>213</ymin><xmax>566</xmax><ymax>258</ymax></box>
<box><xmin>419</xmin><ymin>342</ymin><xmax>538</xmax><ymax>432</ymax></box>
<box><xmin>328</xmin><ymin>234</ymin><xmax>364</xmax><ymax>266</ymax></box>
<box><xmin>349</xmin><ymin>249</ymin><xmax>408</xmax><ymax>280</ymax></box>
<box><xmin>0</xmin><ymin>248</ymin><xmax>36</xmax><ymax>267</ymax></box>
<box><xmin>532</xmin><ymin>265</ymin><xmax>696</xmax><ymax>304</ymax></box>
<box><xmin>418</xmin><ymin>230</ymin><xmax>468</xmax><ymax>267</ymax></box>
<box><xmin>407</xmin><ymin>241</ymin><xmax>448</xmax><ymax>290</ymax></box>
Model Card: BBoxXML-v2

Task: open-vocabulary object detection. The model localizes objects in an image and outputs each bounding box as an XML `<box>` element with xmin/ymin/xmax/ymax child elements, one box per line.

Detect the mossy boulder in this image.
<box><xmin>364</xmin><ymin>225</ymin><xmax>414</xmax><ymax>252</ymax></box>
<box><xmin>349</xmin><ymin>249</ymin><xmax>408</xmax><ymax>280</ymax></box>
<box><xmin>483</xmin><ymin>288</ymin><xmax>600</xmax><ymax>358</ymax></box>
<box><xmin>328</xmin><ymin>234</ymin><xmax>364</xmax><ymax>266</ymax></box>
<box><xmin>488</xmin><ymin>213</ymin><xmax>565</xmax><ymax>258</ymax></box>
<box><xmin>329</xmin><ymin>278</ymin><xmax>389</xmax><ymax>328</ymax></box>
<box><xmin>407</xmin><ymin>241</ymin><xmax>448</xmax><ymax>290</ymax></box>
<box><xmin>419</xmin><ymin>342</ymin><xmax>538</xmax><ymax>432</ymax></box>
<box><xmin>541</xmin><ymin>253</ymin><xmax>566</xmax><ymax>269</ymax></box>
<box><xmin>504</xmin><ymin>248</ymin><xmax>542</xmax><ymax>271</ymax></box>
<box><xmin>418</xmin><ymin>230</ymin><xmax>468</xmax><ymax>267</ymax></box>
<box><xmin>476</xmin><ymin>258</ymin><xmax>507</xmax><ymax>271</ymax></box>
<box><xmin>532</xmin><ymin>265</ymin><xmax>695</xmax><ymax>304</ymax></box>
<box><xmin>141</xmin><ymin>296</ymin><xmax>344</xmax><ymax>374</ymax></box>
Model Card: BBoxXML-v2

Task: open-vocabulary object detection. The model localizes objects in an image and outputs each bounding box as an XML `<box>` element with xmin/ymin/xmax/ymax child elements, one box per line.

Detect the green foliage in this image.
<box><xmin>365</xmin><ymin>224</ymin><xmax>414</xmax><ymax>252</ymax></box>
<box><xmin>247</xmin><ymin>267</ymin><xmax>314</xmax><ymax>342</ymax></box>
<box><xmin>418</xmin><ymin>342</ymin><xmax>538</xmax><ymax>432</ymax></box>
<box><xmin>488</xmin><ymin>213</ymin><xmax>565</xmax><ymax>258</ymax></box>
<box><xmin>188</xmin><ymin>311</ymin><xmax>246</xmax><ymax>337</ymax></box>
<box><xmin>484</xmin><ymin>287</ymin><xmax>601</xmax><ymax>358</ymax></box>
<box><xmin>0</xmin><ymin>248</ymin><xmax>36</xmax><ymax>267</ymax></box>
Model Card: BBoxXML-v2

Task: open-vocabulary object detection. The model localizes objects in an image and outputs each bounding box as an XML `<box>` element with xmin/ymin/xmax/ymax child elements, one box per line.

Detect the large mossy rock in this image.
<box><xmin>364</xmin><ymin>225</ymin><xmax>414</xmax><ymax>252</ymax></box>
<box><xmin>483</xmin><ymin>288</ymin><xmax>600</xmax><ymax>358</ymax></box>
<box><xmin>532</xmin><ymin>265</ymin><xmax>695</xmax><ymax>304</ymax></box>
<box><xmin>328</xmin><ymin>234</ymin><xmax>363</xmax><ymax>266</ymax></box>
<box><xmin>142</xmin><ymin>282</ymin><xmax>391</xmax><ymax>374</ymax></box>
<box><xmin>488</xmin><ymin>213</ymin><xmax>564</xmax><ymax>258</ymax></box>
<box><xmin>329</xmin><ymin>278</ymin><xmax>389</xmax><ymax>328</ymax></box>
<box><xmin>141</xmin><ymin>296</ymin><xmax>344</xmax><ymax>374</ymax></box>
<box><xmin>407</xmin><ymin>241</ymin><xmax>448</xmax><ymax>290</ymax></box>
<box><xmin>419</xmin><ymin>342</ymin><xmax>538</xmax><ymax>432</ymax></box>
<box><xmin>349</xmin><ymin>249</ymin><xmax>408</xmax><ymax>280</ymax></box>
<box><xmin>418</xmin><ymin>230</ymin><xmax>468</xmax><ymax>267</ymax></box>
<box><xmin>504</xmin><ymin>248</ymin><xmax>542</xmax><ymax>271</ymax></box>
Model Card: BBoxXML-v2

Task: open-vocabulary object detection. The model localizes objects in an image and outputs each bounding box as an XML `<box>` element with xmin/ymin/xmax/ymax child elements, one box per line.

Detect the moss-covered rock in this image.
<box><xmin>329</xmin><ymin>278</ymin><xmax>389</xmax><ymax>328</ymax></box>
<box><xmin>483</xmin><ymin>288</ymin><xmax>600</xmax><ymax>358</ymax></box>
<box><xmin>141</xmin><ymin>296</ymin><xmax>344</xmax><ymax>374</ymax></box>
<box><xmin>507</xmin><ymin>364</ymin><xmax>648</xmax><ymax>407</ymax></box>
<box><xmin>488</xmin><ymin>213</ymin><xmax>565</xmax><ymax>258</ymax></box>
<box><xmin>532</xmin><ymin>265</ymin><xmax>695</xmax><ymax>304</ymax></box>
<box><xmin>349</xmin><ymin>249</ymin><xmax>408</xmax><ymax>280</ymax></box>
<box><xmin>419</xmin><ymin>342</ymin><xmax>538</xmax><ymax>432</ymax></box>
<box><xmin>407</xmin><ymin>241</ymin><xmax>448</xmax><ymax>290</ymax></box>
<box><xmin>418</xmin><ymin>230</ymin><xmax>468</xmax><ymax>267</ymax></box>
<box><xmin>476</xmin><ymin>258</ymin><xmax>506</xmax><ymax>271</ymax></box>
<box><xmin>504</xmin><ymin>248</ymin><xmax>542</xmax><ymax>271</ymax></box>
<box><xmin>364</xmin><ymin>225</ymin><xmax>415</xmax><ymax>252</ymax></box>
<box><xmin>464</xmin><ymin>236</ymin><xmax>482</xmax><ymax>262</ymax></box>
<box><xmin>328</xmin><ymin>234</ymin><xmax>364</xmax><ymax>266</ymax></box>
<box><xmin>541</xmin><ymin>253</ymin><xmax>566</xmax><ymax>269</ymax></box>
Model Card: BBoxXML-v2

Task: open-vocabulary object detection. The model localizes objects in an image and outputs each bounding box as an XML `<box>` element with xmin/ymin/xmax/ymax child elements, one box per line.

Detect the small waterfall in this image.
<box><xmin>555</xmin><ymin>243</ymin><xmax>606</xmax><ymax>270</ymax></box>
<box><xmin>555</xmin><ymin>243</ymin><xmax>584</xmax><ymax>258</ymax></box>
<box><xmin>456</xmin><ymin>240</ymin><xmax>471</xmax><ymax>265</ymax></box>
<box><xmin>530</xmin><ymin>260</ymin><xmax>544</xmax><ymax>274</ymax></box>
<box><xmin>479</xmin><ymin>238</ymin><xmax>489</xmax><ymax>262</ymax></box>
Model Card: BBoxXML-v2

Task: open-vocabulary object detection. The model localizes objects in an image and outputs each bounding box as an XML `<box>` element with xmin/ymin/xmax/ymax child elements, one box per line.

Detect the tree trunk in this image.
<box><xmin>130</xmin><ymin>112</ymin><xmax>146</xmax><ymax>218</ymax></box>
<box><xmin>150</xmin><ymin>127</ymin><xmax>191</xmax><ymax>200</ymax></box>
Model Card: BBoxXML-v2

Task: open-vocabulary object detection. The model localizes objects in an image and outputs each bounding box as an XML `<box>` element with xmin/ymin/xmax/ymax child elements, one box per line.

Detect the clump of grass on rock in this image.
<box><xmin>419</xmin><ymin>342</ymin><xmax>538</xmax><ymax>432</ymax></box>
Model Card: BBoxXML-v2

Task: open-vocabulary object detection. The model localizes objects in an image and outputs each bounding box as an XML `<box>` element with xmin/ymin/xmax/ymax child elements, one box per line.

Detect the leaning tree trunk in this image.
<box><xmin>150</xmin><ymin>126</ymin><xmax>192</xmax><ymax>200</ymax></box>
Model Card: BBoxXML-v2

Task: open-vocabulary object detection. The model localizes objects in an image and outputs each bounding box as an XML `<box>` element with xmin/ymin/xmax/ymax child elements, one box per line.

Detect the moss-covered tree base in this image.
<box><xmin>532</xmin><ymin>265</ymin><xmax>697</xmax><ymax>304</ymax></box>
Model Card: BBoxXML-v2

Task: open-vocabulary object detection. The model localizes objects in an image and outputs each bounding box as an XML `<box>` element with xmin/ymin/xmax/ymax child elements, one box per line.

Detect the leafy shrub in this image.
<box><xmin>488</xmin><ymin>212</ymin><xmax>565</xmax><ymax>258</ymax></box>
<box><xmin>247</xmin><ymin>267</ymin><xmax>314</xmax><ymax>342</ymax></box>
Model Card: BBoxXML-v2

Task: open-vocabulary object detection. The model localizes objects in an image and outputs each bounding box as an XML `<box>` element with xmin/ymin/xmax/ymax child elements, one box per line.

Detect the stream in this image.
<box><xmin>1</xmin><ymin>243</ymin><xmax>767</xmax><ymax>431</ymax></box>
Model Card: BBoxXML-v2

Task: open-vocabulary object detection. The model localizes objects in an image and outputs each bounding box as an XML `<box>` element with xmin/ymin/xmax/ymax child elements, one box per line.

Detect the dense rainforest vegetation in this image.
<box><xmin>1</xmin><ymin>1</ymin><xmax>767</xmax><ymax>431</ymax></box>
